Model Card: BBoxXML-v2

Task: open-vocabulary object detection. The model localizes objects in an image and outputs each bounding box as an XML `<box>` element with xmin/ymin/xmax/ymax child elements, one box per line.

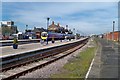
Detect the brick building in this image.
<box><xmin>103</xmin><ymin>31</ymin><xmax>120</xmax><ymax>41</ymax></box>
<box><xmin>25</xmin><ymin>27</ymin><xmax>47</xmax><ymax>39</ymax></box>
<box><xmin>48</xmin><ymin>21</ymin><xmax>65</xmax><ymax>33</ymax></box>
<box><xmin>33</xmin><ymin>27</ymin><xmax>47</xmax><ymax>38</ymax></box>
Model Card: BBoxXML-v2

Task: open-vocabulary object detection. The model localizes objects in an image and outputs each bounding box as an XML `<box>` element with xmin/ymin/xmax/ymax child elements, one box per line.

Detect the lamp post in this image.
<box><xmin>26</xmin><ymin>25</ymin><xmax>28</xmax><ymax>32</ymax></box>
<box><xmin>112</xmin><ymin>21</ymin><xmax>115</xmax><ymax>41</ymax></box>
<box><xmin>73</xmin><ymin>28</ymin><xmax>76</xmax><ymax>39</ymax></box>
<box><xmin>46</xmin><ymin>17</ymin><xmax>50</xmax><ymax>44</ymax></box>
<box><xmin>73</xmin><ymin>28</ymin><xmax>75</xmax><ymax>35</ymax></box>
<box><xmin>112</xmin><ymin>21</ymin><xmax>115</xmax><ymax>48</ymax></box>
<box><xmin>66</xmin><ymin>25</ymin><xmax>68</xmax><ymax>31</ymax></box>
<box><xmin>47</xmin><ymin>17</ymin><xmax>50</xmax><ymax>31</ymax></box>
<box><xmin>107</xmin><ymin>32</ymin><xmax>108</xmax><ymax>43</ymax></box>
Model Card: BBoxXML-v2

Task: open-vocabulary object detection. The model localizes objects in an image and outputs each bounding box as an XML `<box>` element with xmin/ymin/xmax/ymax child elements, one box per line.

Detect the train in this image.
<box><xmin>41</xmin><ymin>31</ymin><xmax>75</xmax><ymax>41</ymax></box>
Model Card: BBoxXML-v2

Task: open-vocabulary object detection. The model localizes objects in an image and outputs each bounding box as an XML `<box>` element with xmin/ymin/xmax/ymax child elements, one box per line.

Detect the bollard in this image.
<box><xmin>60</xmin><ymin>39</ymin><xmax>62</xmax><ymax>42</ymax></box>
<box><xmin>46</xmin><ymin>38</ymin><xmax>48</xmax><ymax>45</ymax></box>
<box><xmin>52</xmin><ymin>37</ymin><xmax>55</xmax><ymax>43</ymax></box>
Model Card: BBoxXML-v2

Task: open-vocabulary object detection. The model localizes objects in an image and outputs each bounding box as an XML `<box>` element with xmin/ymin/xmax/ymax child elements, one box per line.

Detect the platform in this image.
<box><xmin>1</xmin><ymin>38</ymin><xmax>86</xmax><ymax>58</ymax></box>
<box><xmin>87</xmin><ymin>38</ymin><xmax>119</xmax><ymax>78</ymax></box>
<box><xmin>0</xmin><ymin>39</ymin><xmax>40</xmax><ymax>43</ymax></box>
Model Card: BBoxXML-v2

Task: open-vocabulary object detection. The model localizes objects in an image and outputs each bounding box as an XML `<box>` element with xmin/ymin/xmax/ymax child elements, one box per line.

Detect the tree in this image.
<box><xmin>2</xmin><ymin>26</ymin><xmax>12</xmax><ymax>36</ymax></box>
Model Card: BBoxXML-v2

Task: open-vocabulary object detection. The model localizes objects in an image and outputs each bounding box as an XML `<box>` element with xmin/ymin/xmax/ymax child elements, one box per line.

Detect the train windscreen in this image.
<box><xmin>41</xmin><ymin>32</ymin><xmax>48</xmax><ymax>37</ymax></box>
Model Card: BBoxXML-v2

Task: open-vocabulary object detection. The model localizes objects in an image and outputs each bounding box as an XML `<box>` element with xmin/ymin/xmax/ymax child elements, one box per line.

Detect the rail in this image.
<box><xmin>1</xmin><ymin>38</ymin><xmax>89</xmax><ymax>80</ymax></box>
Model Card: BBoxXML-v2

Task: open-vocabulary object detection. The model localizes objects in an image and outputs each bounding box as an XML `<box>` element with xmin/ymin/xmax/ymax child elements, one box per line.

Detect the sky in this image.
<box><xmin>1</xmin><ymin>1</ymin><xmax>118</xmax><ymax>35</ymax></box>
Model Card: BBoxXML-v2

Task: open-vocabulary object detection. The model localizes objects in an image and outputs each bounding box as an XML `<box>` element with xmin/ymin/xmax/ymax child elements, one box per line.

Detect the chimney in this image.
<box><xmin>57</xmin><ymin>23</ymin><xmax>60</xmax><ymax>27</ymax></box>
<box><xmin>52</xmin><ymin>21</ymin><xmax>54</xmax><ymax>25</ymax></box>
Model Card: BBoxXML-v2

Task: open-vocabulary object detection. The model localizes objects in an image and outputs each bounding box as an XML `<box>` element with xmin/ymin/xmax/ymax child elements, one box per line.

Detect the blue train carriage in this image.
<box><xmin>64</xmin><ymin>33</ymin><xmax>75</xmax><ymax>41</ymax></box>
<box><xmin>41</xmin><ymin>32</ymin><xmax>65</xmax><ymax>41</ymax></box>
<box><xmin>48</xmin><ymin>32</ymin><xmax>65</xmax><ymax>40</ymax></box>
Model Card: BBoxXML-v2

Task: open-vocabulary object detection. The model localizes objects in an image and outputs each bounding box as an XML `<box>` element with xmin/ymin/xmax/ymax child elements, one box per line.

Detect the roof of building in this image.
<box><xmin>48</xmin><ymin>21</ymin><xmax>66</xmax><ymax>32</ymax></box>
<box><xmin>33</xmin><ymin>27</ymin><xmax>47</xmax><ymax>32</ymax></box>
<box><xmin>48</xmin><ymin>21</ymin><xmax>59</xmax><ymax>31</ymax></box>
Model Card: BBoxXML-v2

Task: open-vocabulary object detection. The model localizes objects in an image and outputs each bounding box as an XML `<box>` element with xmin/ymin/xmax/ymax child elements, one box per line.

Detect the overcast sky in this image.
<box><xmin>2</xmin><ymin>1</ymin><xmax>118</xmax><ymax>35</ymax></box>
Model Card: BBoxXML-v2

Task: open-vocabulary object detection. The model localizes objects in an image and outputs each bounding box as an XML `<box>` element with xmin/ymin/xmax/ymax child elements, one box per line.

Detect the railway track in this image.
<box><xmin>1</xmin><ymin>38</ymin><xmax>88</xmax><ymax>80</ymax></box>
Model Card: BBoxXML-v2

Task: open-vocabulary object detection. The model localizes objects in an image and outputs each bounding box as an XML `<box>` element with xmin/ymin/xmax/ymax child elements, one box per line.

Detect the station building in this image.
<box><xmin>48</xmin><ymin>21</ymin><xmax>67</xmax><ymax>33</ymax></box>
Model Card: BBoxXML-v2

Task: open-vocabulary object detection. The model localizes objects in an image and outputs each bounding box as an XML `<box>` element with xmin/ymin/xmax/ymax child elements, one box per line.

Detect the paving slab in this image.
<box><xmin>88</xmin><ymin>38</ymin><xmax>119</xmax><ymax>79</ymax></box>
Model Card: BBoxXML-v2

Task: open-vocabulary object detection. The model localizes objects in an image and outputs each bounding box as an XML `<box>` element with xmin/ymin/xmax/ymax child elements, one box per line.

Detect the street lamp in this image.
<box><xmin>73</xmin><ymin>28</ymin><xmax>75</xmax><ymax>35</ymax></box>
<box><xmin>26</xmin><ymin>25</ymin><xmax>28</xmax><ymax>32</ymax></box>
<box><xmin>47</xmin><ymin>17</ymin><xmax>50</xmax><ymax>31</ymax></box>
<box><xmin>46</xmin><ymin>17</ymin><xmax>50</xmax><ymax>44</ymax></box>
<box><xmin>66</xmin><ymin>25</ymin><xmax>68</xmax><ymax>30</ymax></box>
<box><xmin>112</xmin><ymin>21</ymin><xmax>115</xmax><ymax>41</ymax></box>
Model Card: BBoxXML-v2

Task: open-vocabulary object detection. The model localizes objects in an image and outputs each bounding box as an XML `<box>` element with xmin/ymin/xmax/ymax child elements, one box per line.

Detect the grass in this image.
<box><xmin>50</xmin><ymin>39</ymin><xmax>98</xmax><ymax>78</ymax></box>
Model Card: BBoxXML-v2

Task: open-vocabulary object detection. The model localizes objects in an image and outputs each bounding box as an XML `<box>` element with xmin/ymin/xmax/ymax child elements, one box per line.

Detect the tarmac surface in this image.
<box><xmin>88</xmin><ymin>38</ymin><xmax>120</xmax><ymax>79</ymax></box>
<box><xmin>1</xmin><ymin>40</ymin><xmax>67</xmax><ymax>57</ymax></box>
<box><xmin>1</xmin><ymin>38</ymin><xmax>85</xmax><ymax>58</ymax></box>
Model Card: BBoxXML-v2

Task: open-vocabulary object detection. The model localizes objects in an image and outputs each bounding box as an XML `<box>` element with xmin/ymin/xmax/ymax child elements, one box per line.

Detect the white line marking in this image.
<box><xmin>85</xmin><ymin>58</ymin><xmax>95</xmax><ymax>79</ymax></box>
<box><xmin>85</xmin><ymin>38</ymin><xmax>98</xmax><ymax>79</ymax></box>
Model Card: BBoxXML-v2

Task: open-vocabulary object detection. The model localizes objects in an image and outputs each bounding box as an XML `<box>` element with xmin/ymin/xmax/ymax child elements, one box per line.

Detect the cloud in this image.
<box><xmin>2</xmin><ymin>2</ymin><xmax>118</xmax><ymax>35</ymax></box>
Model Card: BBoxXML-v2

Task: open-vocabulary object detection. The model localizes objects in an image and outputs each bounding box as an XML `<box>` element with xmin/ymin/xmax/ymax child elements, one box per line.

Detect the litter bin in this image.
<box><xmin>13</xmin><ymin>44</ymin><xmax>18</xmax><ymax>49</ymax></box>
<box><xmin>13</xmin><ymin>38</ymin><xmax>18</xmax><ymax>49</ymax></box>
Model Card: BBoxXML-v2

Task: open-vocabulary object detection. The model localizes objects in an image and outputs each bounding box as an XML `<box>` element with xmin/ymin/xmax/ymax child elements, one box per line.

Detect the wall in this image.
<box><xmin>103</xmin><ymin>31</ymin><xmax>120</xmax><ymax>41</ymax></box>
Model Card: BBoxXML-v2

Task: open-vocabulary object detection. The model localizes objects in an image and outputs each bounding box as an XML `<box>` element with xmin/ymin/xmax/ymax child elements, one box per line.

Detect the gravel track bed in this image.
<box><xmin>19</xmin><ymin>39</ymin><xmax>91</xmax><ymax>78</ymax></box>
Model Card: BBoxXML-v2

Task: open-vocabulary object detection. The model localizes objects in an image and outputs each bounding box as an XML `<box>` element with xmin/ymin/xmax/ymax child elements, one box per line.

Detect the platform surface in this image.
<box><xmin>1</xmin><ymin>38</ymin><xmax>86</xmax><ymax>58</ymax></box>
<box><xmin>88</xmin><ymin>38</ymin><xmax>119</xmax><ymax>78</ymax></box>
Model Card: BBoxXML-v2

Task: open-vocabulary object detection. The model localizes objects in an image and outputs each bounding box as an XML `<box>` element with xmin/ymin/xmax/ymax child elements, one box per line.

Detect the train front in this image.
<box><xmin>41</xmin><ymin>32</ymin><xmax>48</xmax><ymax>40</ymax></box>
